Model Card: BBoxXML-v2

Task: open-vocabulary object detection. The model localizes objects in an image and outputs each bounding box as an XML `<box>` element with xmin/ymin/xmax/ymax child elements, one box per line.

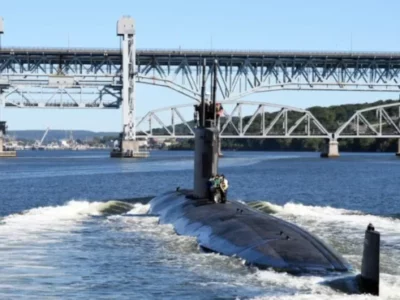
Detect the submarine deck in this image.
<box><xmin>148</xmin><ymin>190</ymin><xmax>351</xmax><ymax>274</ymax></box>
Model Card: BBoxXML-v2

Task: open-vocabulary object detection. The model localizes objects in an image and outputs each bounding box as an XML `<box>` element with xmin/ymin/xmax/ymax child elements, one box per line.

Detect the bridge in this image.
<box><xmin>136</xmin><ymin>100</ymin><xmax>330</xmax><ymax>139</ymax></box>
<box><xmin>1</xmin><ymin>16</ymin><xmax>400</xmax><ymax>158</ymax></box>
<box><xmin>134</xmin><ymin>100</ymin><xmax>400</xmax><ymax>157</ymax></box>
<box><xmin>3</xmin><ymin>47</ymin><xmax>400</xmax><ymax>108</ymax></box>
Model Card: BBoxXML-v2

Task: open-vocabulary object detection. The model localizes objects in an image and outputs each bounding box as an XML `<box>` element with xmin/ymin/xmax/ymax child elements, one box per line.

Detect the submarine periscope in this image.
<box><xmin>147</xmin><ymin>59</ymin><xmax>380</xmax><ymax>296</ymax></box>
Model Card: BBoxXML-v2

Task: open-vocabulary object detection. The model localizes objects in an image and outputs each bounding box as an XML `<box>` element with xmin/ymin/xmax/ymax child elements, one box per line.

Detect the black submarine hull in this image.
<box><xmin>148</xmin><ymin>190</ymin><xmax>351</xmax><ymax>274</ymax></box>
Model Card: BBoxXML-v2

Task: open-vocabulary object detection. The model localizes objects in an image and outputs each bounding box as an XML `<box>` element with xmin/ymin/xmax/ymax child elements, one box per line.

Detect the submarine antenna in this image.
<box><xmin>212</xmin><ymin>59</ymin><xmax>218</xmax><ymax>126</ymax></box>
<box><xmin>200</xmin><ymin>58</ymin><xmax>206</xmax><ymax>128</ymax></box>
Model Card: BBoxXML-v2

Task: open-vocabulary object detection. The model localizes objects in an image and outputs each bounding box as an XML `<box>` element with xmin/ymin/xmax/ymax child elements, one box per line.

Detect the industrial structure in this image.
<box><xmin>2</xmin><ymin>16</ymin><xmax>400</xmax><ymax>157</ymax></box>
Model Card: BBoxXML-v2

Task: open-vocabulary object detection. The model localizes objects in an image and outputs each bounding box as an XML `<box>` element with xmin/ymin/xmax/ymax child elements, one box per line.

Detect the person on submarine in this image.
<box><xmin>219</xmin><ymin>174</ymin><xmax>228</xmax><ymax>203</ymax></box>
<box><xmin>207</xmin><ymin>174</ymin><xmax>228</xmax><ymax>203</ymax></box>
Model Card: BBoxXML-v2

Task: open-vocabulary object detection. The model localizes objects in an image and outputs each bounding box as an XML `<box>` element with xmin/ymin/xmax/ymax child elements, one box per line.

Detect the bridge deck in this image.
<box><xmin>2</xmin><ymin>47</ymin><xmax>400</xmax><ymax>60</ymax></box>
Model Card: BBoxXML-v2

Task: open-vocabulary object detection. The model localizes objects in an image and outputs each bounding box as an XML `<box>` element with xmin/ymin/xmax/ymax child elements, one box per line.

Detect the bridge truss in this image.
<box><xmin>136</xmin><ymin>49</ymin><xmax>400</xmax><ymax>101</ymax></box>
<box><xmin>3</xmin><ymin>48</ymin><xmax>400</xmax><ymax>108</ymax></box>
<box><xmin>335</xmin><ymin>102</ymin><xmax>400</xmax><ymax>139</ymax></box>
<box><xmin>135</xmin><ymin>101</ymin><xmax>330</xmax><ymax>139</ymax></box>
<box><xmin>137</xmin><ymin>101</ymin><xmax>400</xmax><ymax>141</ymax></box>
<box><xmin>0</xmin><ymin>48</ymin><xmax>123</xmax><ymax>109</ymax></box>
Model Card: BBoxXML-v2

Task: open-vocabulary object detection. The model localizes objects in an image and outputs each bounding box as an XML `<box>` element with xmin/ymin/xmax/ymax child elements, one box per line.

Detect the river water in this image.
<box><xmin>0</xmin><ymin>150</ymin><xmax>399</xmax><ymax>299</ymax></box>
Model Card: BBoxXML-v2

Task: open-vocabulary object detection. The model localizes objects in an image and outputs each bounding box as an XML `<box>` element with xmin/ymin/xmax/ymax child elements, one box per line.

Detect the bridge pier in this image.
<box><xmin>320</xmin><ymin>139</ymin><xmax>340</xmax><ymax>158</ymax></box>
<box><xmin>396</xmin><ymin>139</ymin><xmax>400</xmax><ymax>157</ymax></box>
<box><xmin>110</xmin><ymin>16</ymin><xmax>148</xmax><ymax>159</ymax></box>
<box><xmin>110</xmin><ymin>138</ymin><xmax>148</xmax><ymax>158</ymax></box>
<box><xmin>0</xmin><ymin>121</ymin><xmax>16</xmax><ymax>158</ymax></box>
<box><xmin>0</xmin><ymin>91</ymin><xmax>16</xmax><ymax>157</ymax></box>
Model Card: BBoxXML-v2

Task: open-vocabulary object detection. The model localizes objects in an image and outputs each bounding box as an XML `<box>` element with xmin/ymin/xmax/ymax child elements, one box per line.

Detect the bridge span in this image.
<box><xmin>136</xmin><ymin>100</ymin><xmax>400</xmax><ymax>157</ymax></box>
<box><xmin>1</xmin><ymin>16</ymin><xmax>400</xmax><ymax>158</ymax></box>
<box><xmin>2</xmin><ymin>46</ymin><xmax>400</xmax><ymax>108</ymax></box>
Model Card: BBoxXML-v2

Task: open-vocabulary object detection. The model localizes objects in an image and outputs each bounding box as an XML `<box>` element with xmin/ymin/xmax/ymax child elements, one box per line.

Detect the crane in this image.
<box><xmin>32</xmin><ymin>127</ymin><xmax>50</xmax><ymax>150</ymax></box>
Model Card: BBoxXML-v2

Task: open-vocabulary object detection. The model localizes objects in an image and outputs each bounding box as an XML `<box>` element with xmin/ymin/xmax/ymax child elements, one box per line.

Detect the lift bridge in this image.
<box><xmin>2</xmin><ymin>16</ymin><xmax>400</xmax><ymax>157</ymax></box>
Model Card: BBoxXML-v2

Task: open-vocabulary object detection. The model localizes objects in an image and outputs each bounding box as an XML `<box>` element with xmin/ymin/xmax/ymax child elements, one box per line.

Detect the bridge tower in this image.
<box><xmin>0</xmin><ymin>17</ymin><xmax>16</xmax><ymax>158</ymax></box>
<box><xmin>111</xmin><ymin>16</ymin><xmax>148</xmax><ymax>158</ymax></box>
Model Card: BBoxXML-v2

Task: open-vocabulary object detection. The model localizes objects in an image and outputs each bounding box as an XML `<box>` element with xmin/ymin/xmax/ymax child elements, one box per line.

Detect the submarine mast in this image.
<box><xmin>193</xmin><ymin>59</ymin><xmax>219</xmax><ymax>198</ymax></box>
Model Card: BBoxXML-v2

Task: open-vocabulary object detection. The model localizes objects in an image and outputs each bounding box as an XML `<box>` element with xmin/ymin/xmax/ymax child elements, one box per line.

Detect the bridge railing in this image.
<box><xmin>3</xmin><ymin>46</ymin><xmax>400</xmax><ymax>57</ymax></box>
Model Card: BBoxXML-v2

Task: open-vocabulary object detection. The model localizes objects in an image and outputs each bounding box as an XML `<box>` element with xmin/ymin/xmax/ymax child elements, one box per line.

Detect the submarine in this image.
<box><xmin>147</xmin><ymin>59</ymin><xmax>380</xmax><ymax>296</ymax></box>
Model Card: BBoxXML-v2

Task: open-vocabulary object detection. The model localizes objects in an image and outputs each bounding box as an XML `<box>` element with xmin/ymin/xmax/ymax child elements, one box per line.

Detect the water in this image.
<box><xmin>0</xmin><ymin>150</ymin><xmax>399</xmax><ymax>299</ymax></box>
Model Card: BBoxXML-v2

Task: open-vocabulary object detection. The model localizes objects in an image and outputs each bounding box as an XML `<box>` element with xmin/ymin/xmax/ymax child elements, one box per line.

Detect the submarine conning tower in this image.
<box><xmin>193</xmin><ymin>59</ymin><xmax>220</xmax><ymax>199</ymax></box>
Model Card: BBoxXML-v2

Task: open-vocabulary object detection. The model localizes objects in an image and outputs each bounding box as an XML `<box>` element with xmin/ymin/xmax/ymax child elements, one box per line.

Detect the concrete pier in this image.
<box><xmin>0</xmin><ymin>136</ymin><xmax>17</xmax><ymax>158</ymax></box>
<box><xmin>320</xmin><ymin>140</ymin><xmax>340</xmax><ymax>158</ymax></box>
<box><xmin>0</xmin><ymin>151</ymin><xmax>16</xmax><ymax>157</ymax></box>
<box><xmin>110</xmin><ymin>140</ymin><xmax>149</xmax><ymax>158</ymax></box>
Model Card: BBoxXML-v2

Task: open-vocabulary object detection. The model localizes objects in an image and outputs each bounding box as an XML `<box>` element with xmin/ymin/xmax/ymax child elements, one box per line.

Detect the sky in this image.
<box><xmin>1</xmin><ymin>0</ymin><xmax>400</xmax><ymax>132</ymax></box>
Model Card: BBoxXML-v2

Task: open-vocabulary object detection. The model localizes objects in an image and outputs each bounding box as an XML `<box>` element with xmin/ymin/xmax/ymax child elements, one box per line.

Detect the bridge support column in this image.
<box><xmin>110</xmin><ymin>139</ymin><xmax>147</xmax><ymax>158</ymax></box>
<box><xmin>110</xmin><ymin>16</ymin><xmax>148</xmax><ymax>159</ymax></box>
<box><xmin>0</xmin><ymin>92</ymin><xmax>16</xmax><ymax>157</ymax></box>
<box><xmin>0</xmin><ymin>121</ymin><xmax>16</xmax><ymax>158</ymax></box>
<box><xmin>396</xmin><ymin>139</ymin><xmax>400</xmax><ymax>157</ymax></box>
<box><xmin>320</xmin><ymin>139</ymin><xmax>339</xmax><ymax>158</ymax></box>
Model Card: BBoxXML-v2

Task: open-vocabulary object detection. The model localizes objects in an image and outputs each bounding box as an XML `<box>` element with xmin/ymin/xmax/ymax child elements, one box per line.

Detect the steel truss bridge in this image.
<box><xmin>136</xmin><ymin>101</ymin><xmax>400</xmax><ymax>141</ymax></box>
<box><xmin>3</xmin><ymin>48</ymin><xmax>400</xmax><ymax>108</ymax></box>
<box><xmin>2</xmin><ymin>16</ymin><xmax>400</xmax><ymax>142</ymax></box>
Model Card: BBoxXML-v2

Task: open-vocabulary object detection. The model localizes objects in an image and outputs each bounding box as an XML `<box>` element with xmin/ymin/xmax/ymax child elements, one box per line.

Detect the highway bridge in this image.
<box><xmin>2</xmin><ymin>46</ymin><xmax>400</xmax><ymax>108</ymax></box>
